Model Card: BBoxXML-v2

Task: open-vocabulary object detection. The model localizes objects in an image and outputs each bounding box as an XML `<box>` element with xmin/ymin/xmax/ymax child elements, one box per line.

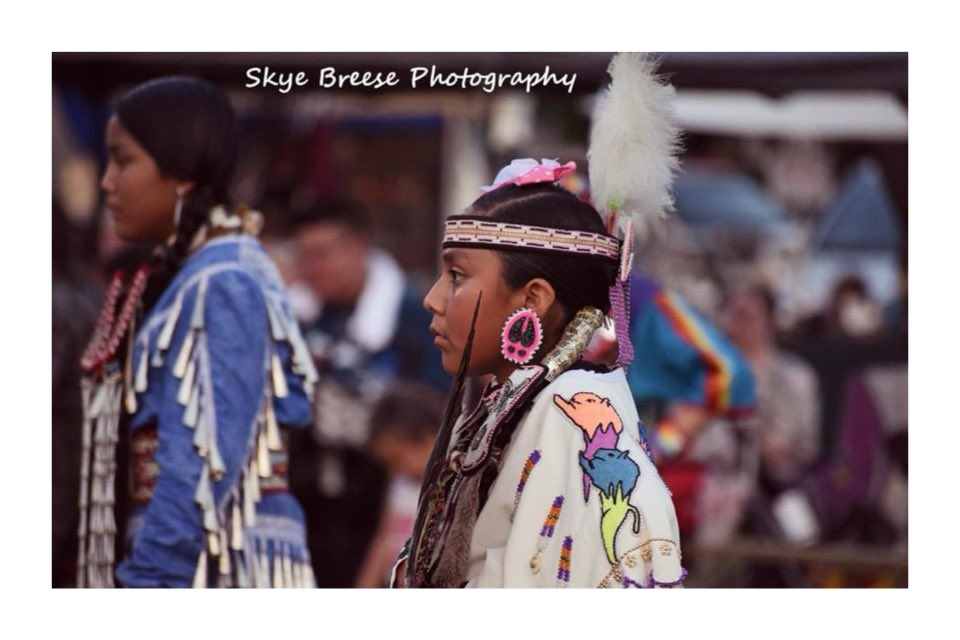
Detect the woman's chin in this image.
<box><xmin>440</xmin><ymin>348</ymin><xmax>496</xmax><ymax>378</ymax></box>
<box><xmin>110</xmin><ymin>216</ymin><xmax>141</xmax><ymax>243</ymax></box>
<box><xmin>440</xmin><ymin>354</ymin><xmax>460</xmax><ymax>376</ymax></box>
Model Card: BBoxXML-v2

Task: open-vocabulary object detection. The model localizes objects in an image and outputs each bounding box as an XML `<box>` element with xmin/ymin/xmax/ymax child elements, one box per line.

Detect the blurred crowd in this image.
<box><xmin>52</xmin><ymin>57</ymin><xmax>907</xmax><ymax>588</ymax></box>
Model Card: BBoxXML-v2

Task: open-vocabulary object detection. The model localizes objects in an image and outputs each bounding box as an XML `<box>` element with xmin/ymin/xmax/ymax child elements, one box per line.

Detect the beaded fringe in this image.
<box><xmin>76</xmin><ymin>372</ymin><xmax>122</xmax><ymax>588</ymax></box>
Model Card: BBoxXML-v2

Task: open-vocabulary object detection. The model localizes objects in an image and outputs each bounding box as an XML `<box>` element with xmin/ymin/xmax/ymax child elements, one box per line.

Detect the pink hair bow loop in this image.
<box><xmin>481</xmin><ymin>158</ymin><xmax>577</xmax><ymax>193</ymax></box>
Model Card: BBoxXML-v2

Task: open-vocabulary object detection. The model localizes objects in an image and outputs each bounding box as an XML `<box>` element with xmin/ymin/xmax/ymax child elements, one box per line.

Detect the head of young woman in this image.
<box><xmin>101</xmin><ymin>76</ymin><xmax>238</xmax><ymax>275</ymax></box>
<box><xmin>423</xmin><ymin>183</ymin><xmax>618</xmax><ymax>382</ymax></box>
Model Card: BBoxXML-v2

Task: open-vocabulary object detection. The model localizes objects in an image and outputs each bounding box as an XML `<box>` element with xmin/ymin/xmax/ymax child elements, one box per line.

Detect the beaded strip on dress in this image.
<box><xmin>511</xmin><ymin>449</ymin><xmax>541</xmax><ymax>522</ymax></box>
<box><xmin>529</xmin><ymin>496</ymin><xmax>564</xmax><ymax>574</ymax></box>
<box><xmin>556</xmin><ymin>535</ymin><xmax>573</xmax><ymax>587</ymax></box>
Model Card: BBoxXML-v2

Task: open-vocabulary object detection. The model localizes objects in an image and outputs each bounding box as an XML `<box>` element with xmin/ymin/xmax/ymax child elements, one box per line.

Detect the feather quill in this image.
<box><xmin>407</xmin><ymin>291</ymin><xmax>483</xmax><ymax>586</ymax></box>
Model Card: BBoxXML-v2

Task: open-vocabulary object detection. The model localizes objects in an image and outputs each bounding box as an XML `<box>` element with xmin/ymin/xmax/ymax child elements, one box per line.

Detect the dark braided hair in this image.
<box><xmin>464</xmin><ymin>183</ymin><xmax>619</xmax><ymax>323</ymax></box>
<box><xmin>114</xmin><ymin>76</ymin><xmax>239</xmax><ymax>310</ymax></box>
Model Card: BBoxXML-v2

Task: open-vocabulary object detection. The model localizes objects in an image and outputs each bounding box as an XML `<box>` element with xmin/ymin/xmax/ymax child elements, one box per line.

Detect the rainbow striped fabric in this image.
<box><xmin>627</xmin><ymin>275</ymin><xmax>755</xmax><ymax>416</ymax></box>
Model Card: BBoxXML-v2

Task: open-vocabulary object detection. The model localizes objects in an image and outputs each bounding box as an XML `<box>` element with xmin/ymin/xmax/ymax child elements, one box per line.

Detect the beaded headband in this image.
<box><xmin>442</xmin><ymin>216</ymin><xmax>621</xmax><ymax>263</ymax></box>
<box><xmin>443</xmin><ymin>158</ymin><xmax>621</xmax><ymax>262</ymax></box>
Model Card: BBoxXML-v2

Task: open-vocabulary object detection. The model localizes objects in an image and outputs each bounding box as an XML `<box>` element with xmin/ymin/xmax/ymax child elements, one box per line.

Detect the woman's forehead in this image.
<box><xmin>442</xmin><ymin>247</ymin><xmax>498</xmax><ymax>266</ymax></box>
<box><xmin>106</xmin><ymin>115</ymin><xmax>127</xmax><ymax>139</ymax></box>
<box><xmin>105</xmin><ymin>116</ymin><xmax>141</xmax><ymax>151</ymax></box>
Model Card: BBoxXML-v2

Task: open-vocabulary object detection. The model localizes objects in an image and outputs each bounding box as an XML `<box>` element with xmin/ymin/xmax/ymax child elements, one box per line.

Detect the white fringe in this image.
<box><xmin>173</xmin><ymin>330</ymin><xmax>195</xmax><ymax>378</ymax></box>
<box><xmin>157</xmin><ymin>290</ymin><xmax>184</xmax><ymax>352</ymax></box>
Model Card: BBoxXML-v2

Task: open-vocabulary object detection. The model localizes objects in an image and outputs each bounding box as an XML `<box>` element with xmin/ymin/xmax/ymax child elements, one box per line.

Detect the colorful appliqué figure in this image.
<box><xmin>554</xmin><ymin>392</ymin><xmax>643</xmax><ymax>565</ymax></box>
<box><xmin>552</xmin><ymin>392</ymin><xmax>624</xmax><ymax>500</ymax></box>
<box><xmin>579</xmin><ymin>449</ymin><xmax>641</xmax><ymax>564</ymax></box>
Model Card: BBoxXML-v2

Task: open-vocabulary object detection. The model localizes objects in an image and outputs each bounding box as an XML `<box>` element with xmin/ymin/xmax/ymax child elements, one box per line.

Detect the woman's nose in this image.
<box><xmin>100</xmin><ymin>163</ymin><xmax>115</xmax><ymax>193</ymax></box>
<box><xmin>423</xmin><ymin>276</ymin><xmax>444</xmax><ymax>315</ymax></box>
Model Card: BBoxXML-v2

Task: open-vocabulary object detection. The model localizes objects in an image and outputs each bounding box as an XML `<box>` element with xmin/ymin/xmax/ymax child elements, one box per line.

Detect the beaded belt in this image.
<box><xmin>129</xmin><ymin>425</ymin><xmax>291</xmax><ymax>505</ymax></box>
<box><xmin>129</xmin><ymin>425</ymin><xmax>159</xmax><ymax>506</ymax></box>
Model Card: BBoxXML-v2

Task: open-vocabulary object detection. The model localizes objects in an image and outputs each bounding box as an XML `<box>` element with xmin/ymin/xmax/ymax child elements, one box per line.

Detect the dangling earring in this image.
<box><xmin>173</xmin><ymin>187</ymin><xmax>186</xmax><ymax>229</ymax></box>
<box><xmin>500</xmin><ymin>307</ymin><xmax>544</xmax><ymax>365</ymax></box>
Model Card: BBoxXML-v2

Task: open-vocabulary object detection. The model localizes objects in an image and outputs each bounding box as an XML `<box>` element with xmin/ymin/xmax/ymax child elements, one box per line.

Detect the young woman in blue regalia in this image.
<box><xmin>77</xmin><ymin>77</ymin><xmax>318</xmax><ymax>587</ymax></box>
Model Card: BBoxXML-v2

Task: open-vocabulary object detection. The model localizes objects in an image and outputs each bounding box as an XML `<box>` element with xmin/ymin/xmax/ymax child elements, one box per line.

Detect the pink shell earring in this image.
<box><xmin>500</xmin><ymin>307</ymin><xmax>544</xmax><ymax>365</ymax></box>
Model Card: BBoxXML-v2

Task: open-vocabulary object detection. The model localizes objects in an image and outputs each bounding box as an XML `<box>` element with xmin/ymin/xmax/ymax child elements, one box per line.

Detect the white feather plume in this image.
<box><xmin>588</xmin><ymin>53</ymin><xmax>682</xmax><ymax>230</ymax></box>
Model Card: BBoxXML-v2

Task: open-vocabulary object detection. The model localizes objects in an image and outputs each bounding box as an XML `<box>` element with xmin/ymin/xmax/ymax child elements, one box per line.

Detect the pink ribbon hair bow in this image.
<box><xmin>481</xmin><ymin>158</ymin><xmax>577</xmax><ymax>193</ymax></box>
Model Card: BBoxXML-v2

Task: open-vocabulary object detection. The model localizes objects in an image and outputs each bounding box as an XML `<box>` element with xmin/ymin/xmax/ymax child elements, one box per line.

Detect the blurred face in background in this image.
<box><xmin>371</xmin><ymin>431</ymin><xmax>435</xmax><ymax>480</ymax></box>
<box><xmin>295</xmin><ymin>221</ymin><xmax>369</xmax><ymax>306</ymax></box>
<box><xmin>100</xmin><ymin>116</ymin><xmax>185</xmax><ymax>243</ymax></box>
<box><xmin>724</xmin><ymin>289</ymin><xmax>774</xmax><ymax>354</ymax></box>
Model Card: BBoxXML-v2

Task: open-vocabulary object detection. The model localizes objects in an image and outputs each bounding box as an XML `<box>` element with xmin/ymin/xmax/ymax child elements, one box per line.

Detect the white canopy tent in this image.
<box><xmin>674</xmin><ymin>90</ymin><xmax>907</xmax><ymax>141</ymax></box>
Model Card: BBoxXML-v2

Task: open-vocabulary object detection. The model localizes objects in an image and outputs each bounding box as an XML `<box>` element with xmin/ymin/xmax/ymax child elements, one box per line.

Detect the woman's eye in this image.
<box><xmin>448</xmin><ymin>269</ymin><xmax>463</xmax><ymax>283</ymax></box>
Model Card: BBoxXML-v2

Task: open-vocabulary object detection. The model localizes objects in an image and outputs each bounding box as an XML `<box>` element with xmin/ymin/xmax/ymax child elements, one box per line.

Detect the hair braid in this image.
<box><xmin>142</xmin><ymin>186</ymin><xmax>225</xmax><ymax>311</ymax></box>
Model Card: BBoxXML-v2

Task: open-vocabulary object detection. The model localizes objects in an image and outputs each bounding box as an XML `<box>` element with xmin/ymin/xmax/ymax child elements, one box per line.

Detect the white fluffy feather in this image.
<box><xmin>588</xmin><ymin>53</ymin><xmax>682</xmax><ymax>229</ymax></box>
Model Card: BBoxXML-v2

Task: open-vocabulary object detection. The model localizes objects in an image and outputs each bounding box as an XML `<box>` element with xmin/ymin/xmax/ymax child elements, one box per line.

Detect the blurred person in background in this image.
<box><xmin>722</xmin><ymin>286</ymin><xmax>831</xmax><ymax>587</ymax></box>
<box><xmin>743</xmin><ymin>361</ymin><xmax>907</xmax><ymax>587</ymax></box>
<box><xmin>827</xmin><ymin>276</ymin><xmax>885</xmax><ymax>338</ymax></box>
<box><xmin>800</xmin><ymin>364</ymin><xmax>906</xmax><ymax>548</ymax></box>
<box><xmin>354</xmin><ymin>382</ymin><xmax>443</xmax><ymax>587</ymax></box>
<box><xmin>78</xmin><ymin>76</ymin><xmax>317</xmax><ymax>587</ymax></box>
<box><xmin>289</xmin><ymin>198</ymin><xmax>447</xmax><ymax>586</ymax></box>
<box><xmin>796</xmin><ymin>275</ymin><xmax>885</xmax><ymax>340</ymax></box>
<box><xmin>724</xmin><ymin>285</ymin><xmax>821</xmax><ymax>499</ymax></box>
<box><xmin>258</xmin><ymin>216</ymin><xmax>321</xmax><ymax>326</ymax></box>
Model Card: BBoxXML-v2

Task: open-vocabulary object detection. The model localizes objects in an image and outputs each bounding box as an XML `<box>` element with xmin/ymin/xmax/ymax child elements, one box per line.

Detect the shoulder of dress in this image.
<box><xmin>537</xmin><ymin>366</ymin><xmax>639</xmax><ymax>444</ymax></box>
<box><xmin>535</xmin><ymin>365</ymin><xmax>626</xmax><ymax>399</ymax></box>
<box><xmin>179</xmin><ymin>266</ymin><xmax>270</xmax><ymax>326</ymax></box>
<box><xmin>176</xmin><ymin>236</ymin><xmax>276</xmax><ymax>288</ymax></box>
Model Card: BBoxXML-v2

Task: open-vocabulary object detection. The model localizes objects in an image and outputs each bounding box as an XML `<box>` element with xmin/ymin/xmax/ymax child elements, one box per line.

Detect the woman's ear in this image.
<box><xmin>522</xmin><ymin>278</ymin><xmax>557</xmax><ymax>317</ymax></box>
